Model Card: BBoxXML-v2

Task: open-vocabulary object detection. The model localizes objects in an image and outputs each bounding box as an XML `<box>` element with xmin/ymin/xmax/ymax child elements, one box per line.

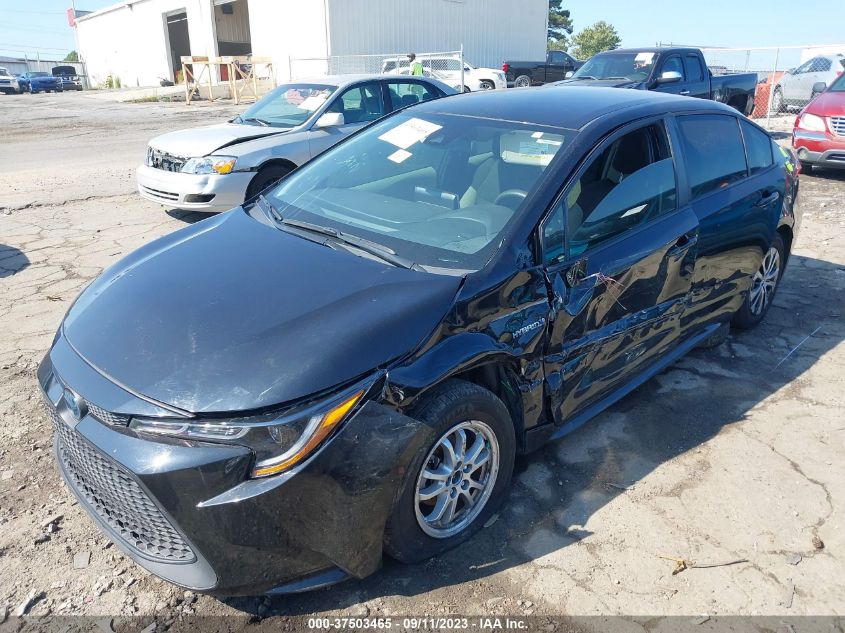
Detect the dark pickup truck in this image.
<box><xmin>551</xmin><ymin>47</ymin><xmax>757</xmax><ymax>115</ymax></box>
<box><xmin>502</xmin><ymin>50</ymin><xmax>583</xmax><ymax>88</ymax></box>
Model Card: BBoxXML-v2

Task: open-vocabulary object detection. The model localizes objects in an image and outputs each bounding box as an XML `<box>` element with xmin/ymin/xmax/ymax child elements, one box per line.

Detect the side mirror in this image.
<box><xmin>786</xmin><ymin>68</ymin><xmax>795</xmax><ymax>75</ymax></box>
<box><xmin>315</xmin><ymin>112</ymin><xmax>344</xmax><ymax>128</ymax></box>
<box><xmin>656</xmin><ymin>70</ymin><xmax>682</xmax><ymax>84</ymax></box>
<box><xmin>564</xmin><ymin>71</ymin><xmax>574</xmax><ymax>79</ymax></box>
<box><xmin>812</xmin><ymin>81</ymin><xmax>827</xmax><ymax>95</ymax></box>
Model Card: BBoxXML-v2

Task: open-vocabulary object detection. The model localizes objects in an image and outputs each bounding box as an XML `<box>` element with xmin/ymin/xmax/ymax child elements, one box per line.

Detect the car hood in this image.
<box><xmin>148</xmin><ymin>122</ymin><xmax>290</xmax><ymax>158</ymax></box>
<box><xmin>806</xmin><ymin>90</ymin><xmax>845</xmax><ymax>116</ymax></box>
<box><xmin>61</xmin><ymin>209</ymin><xmax>461</xmax><ymax>414</ymax></box>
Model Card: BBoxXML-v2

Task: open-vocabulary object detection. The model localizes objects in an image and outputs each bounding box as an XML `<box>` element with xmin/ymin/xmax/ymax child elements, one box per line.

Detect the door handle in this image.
<box><xmin>755</xmin><ymin>191</ymin><xmax>781</xmax><ymax>207</ymax></box>
<box><xmin>679</xmin><ymin>89</ymin><xmax>690</xmax><ymax>95</ymax></box>
<box><xmin>669</xmin><ymin>232</ymin><xmax>698</xmax><ymax>255</ymax></box>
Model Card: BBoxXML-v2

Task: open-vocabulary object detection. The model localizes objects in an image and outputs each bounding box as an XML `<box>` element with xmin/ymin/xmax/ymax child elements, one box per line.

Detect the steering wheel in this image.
<box><xmin>494</xmin><ymin>189</ymin><xmax>528</xmax><ymax>208</ymax></box>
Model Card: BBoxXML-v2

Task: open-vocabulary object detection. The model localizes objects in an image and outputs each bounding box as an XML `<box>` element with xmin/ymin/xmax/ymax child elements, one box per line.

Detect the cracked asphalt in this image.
<box><xmin>1</xmin><ymin>92</ymin><xmax>843</xmax><ymax>628</ymax></box>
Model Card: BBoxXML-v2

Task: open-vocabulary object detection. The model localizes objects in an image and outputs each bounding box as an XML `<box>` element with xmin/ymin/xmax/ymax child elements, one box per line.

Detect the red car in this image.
<box><xmin>792</xmin><ymin>72</ymin><xmax>845</xmax><ymax>171</ymax></box>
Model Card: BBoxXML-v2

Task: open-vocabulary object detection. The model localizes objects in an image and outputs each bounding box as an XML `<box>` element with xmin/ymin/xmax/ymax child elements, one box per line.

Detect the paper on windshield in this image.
<box><xmin>379</xmin><ymin>117</ymin><xmax>442</xmax><ymax>149</ymax></box>
<box><xmin>634</xmin><ymin>52</ymin><xmax>655</xmax><ymax>64</ymax></box>
<box><xmin>387</xmin><ymin>149</ymin><xmax>412</xmax><ymax>163</ymax></box>
<box><xmin>297</xmin><ymin>94</ymin><xmax>329</xmax><ymax>111</ymax></box>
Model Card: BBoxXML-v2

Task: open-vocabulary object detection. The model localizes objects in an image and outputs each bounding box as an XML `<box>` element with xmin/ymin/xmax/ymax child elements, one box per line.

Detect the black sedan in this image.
<box><xmin>39</xmin><ymin>87</ymin><xmax>801</xmax><ymax>595</ymax></box>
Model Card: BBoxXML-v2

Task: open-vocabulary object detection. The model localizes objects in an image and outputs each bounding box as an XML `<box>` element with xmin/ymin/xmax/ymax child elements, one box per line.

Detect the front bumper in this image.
<box><xmin>39</xmin><ymin>334</ymin><xmax>430</xmax><ymax>595</ymax></box>
<box><xmin>137</xmin><ymin>164</ymin><xmax>255</xmax><ymax>213</ymax></box>
<box><xmin>793</xmin><ymin>130</ymin><xmax>845</xmax><ymax>169</ymax></box>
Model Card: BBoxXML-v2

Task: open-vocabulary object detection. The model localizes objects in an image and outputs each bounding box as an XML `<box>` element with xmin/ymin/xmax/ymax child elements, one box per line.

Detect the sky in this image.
<box><xmin>0</xmin><ymin>0</ymin><xmax>841</xmax><ymax>66</ymax></box>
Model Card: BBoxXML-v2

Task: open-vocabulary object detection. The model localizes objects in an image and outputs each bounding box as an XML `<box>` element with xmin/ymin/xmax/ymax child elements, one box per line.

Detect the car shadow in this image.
<box><xmin>0</xmin><ymin>244</ymin><xmax>29</xmax><ymax>278</ymax></box>
<box><xmin>219</xmin><ymin>252</ymin><xmax>845</xmax><ymax>618</ymax></box>
<box><xmin>166</xmin><ymin>208</ymin><xmax>213</xmax><ymax>224</ymax></box>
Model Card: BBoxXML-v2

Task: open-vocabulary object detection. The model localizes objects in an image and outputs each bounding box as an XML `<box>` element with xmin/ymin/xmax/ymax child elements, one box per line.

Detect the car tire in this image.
<box><xmin>245</xmin><ymin>164</ymin><xmax>292</xmax><ymax>201</ymax></box>
<box><xmin>732</xmin><ymin>233</ymin><xmax>785</xmax><ymax>329</ymax></box>
<box><xmin>799</xmin><ymin>160</ymin><xmax>813</xmax><ymax>173</ymax></box>
<box><xmin>383</xmin><ymin>379</ymin><xmax>515</xmax><ymax>564</ymax></box>
<box><xmin>514</xmin><ymin>75</ymin><xmax>531</xmax><ymax>88</ymax></box>
<box><xmin>771</xmin><ymin>87</ymin><xmax>784</xmax><ymax>113</ymax></box>
<box><xmin>479</xmin><ymin>80</ymin><xmax>495</xmax><ymax>91</ymax></box>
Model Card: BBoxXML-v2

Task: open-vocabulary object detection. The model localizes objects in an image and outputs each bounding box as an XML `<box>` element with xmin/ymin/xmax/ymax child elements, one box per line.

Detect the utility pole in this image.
<box><xmin>71</xmin><ymin>0</ymin><xmax>89</xmax><ymax>88</ymax></box>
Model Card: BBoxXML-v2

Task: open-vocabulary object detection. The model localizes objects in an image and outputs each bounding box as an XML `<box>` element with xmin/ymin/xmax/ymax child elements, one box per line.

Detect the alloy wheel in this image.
<box><xmin>749</xmin><ymin>246</ymin><xmax>780</xmax><ymax>316</ymax></box>
<box><xmin>514</xmin><ymin>76</ymin><xmax>530</xmax><ymax>88</ymax></box>
<box><xmin>414</xmin><ymin>420</ymin><xmax>499</xmax><ymax>538</ymax></box>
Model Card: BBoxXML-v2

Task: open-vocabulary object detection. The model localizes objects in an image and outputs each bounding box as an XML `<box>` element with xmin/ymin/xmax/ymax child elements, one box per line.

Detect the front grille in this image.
<box><xmin>146</xmin><ymin>146</ymin><xmax>187</xmax><ymax>172</ymax></box>
<box><xmin>139</xmin><ymin>184</ymin><xmax>179</xmax><ymax>202</ymax></box>
<box><xmin>49</xmin><ymin>404</ymin><xmax>195</xmax><ymax>563</ymax></box>
<box><xmin>86</xmin><ymin>401</ymin><xmax>129</xmax><ymax>427</ymax></box>
<box><xmin>831</xmin><ymin>116</ymin><xmax>845</xmax><ymax>137</ymax></box>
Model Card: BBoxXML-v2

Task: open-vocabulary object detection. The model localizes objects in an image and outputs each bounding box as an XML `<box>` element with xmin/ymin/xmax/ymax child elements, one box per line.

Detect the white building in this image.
<box><xmin>75</xmin><ymin>0</ymin><xmax>548</xmax><ymax>88</ymax></box>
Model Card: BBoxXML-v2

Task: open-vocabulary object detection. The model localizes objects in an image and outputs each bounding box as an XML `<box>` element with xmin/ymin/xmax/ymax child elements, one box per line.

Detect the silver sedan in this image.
<box><xmin>137</xmin><ymin>74</ymin><xmax>456</xmax><ymax>213</ymax></box>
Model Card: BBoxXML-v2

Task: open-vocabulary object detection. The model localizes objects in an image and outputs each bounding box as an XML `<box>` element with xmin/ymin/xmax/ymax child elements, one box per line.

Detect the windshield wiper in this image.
<box><xmin>241</xmin><ymin>116</ymin><xmax>271</xmax><ymax>127</ymax></box>
<box><xmin>280</xmin><ymin>218</ymin><xmax>424</xmax><ymax>271</ymax></box>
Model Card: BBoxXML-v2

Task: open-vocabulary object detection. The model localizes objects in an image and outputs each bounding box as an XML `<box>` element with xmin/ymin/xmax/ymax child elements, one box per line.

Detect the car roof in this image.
<box><xmin>290</xmin><ymin>73</ymin><xmax>441</xmax><ymax>87</ymax></box>
<box><xmin>595</xmin><ymin>47</ymin><xmax>699</xmax><ymax>56</ymax></box>
<box><xmin>410</xmin><ymin>85</ymin><xmax>736</xmax><ymax>130</ymax></box>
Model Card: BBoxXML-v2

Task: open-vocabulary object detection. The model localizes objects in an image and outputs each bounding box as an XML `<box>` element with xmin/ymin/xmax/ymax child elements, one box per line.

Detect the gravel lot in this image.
<box><xmin>1</xmin><ymin>92</ymin><xmax>844</xmax><ymax>629</ymax></box>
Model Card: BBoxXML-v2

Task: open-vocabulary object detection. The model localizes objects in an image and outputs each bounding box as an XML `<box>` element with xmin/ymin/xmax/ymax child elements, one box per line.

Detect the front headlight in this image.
<box><xmin>798</xmin><ymin>113</ymin><xmax>827</xmax><ymax>132</ymax></box>
<box><xmin>181</xmin><ymin>155</ymin><xmax>237</xmax><ymax>175</ymax></box>
<box><xmin>130</xmin><ymin>386</ymin><xmax>368</xmax><ymax>478</ymax></box>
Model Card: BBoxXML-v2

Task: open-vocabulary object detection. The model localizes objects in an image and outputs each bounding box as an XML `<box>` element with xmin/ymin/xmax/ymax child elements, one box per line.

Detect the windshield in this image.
<box><xmin>31</xmin><ymin>72</ymin><xmax>49</xmax><ymax>77</ymax></box>
<box><xmin>829</xmin><ymin>72</ymin><xmax>845</xmax><ymax>92</ymax></box>
<box><xmin>573</xmin><ymin>51</ymin><xmax>656</xmax><ymax>81</ymax></box>
<box><xmin>237</xmin><ymin>83</ymin><xmax>336</xmax><ymax>128</ymax></box>
<box><xmin>264</xmin><ymin>112</ymin><xmax>575</xmax><ymax>271</ymax></box>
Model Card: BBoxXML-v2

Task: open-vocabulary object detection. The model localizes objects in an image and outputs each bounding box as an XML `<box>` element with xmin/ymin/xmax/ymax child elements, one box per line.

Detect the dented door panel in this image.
<box><xmin>544</xmin><ymin>207</ymin><xmax>699</xmax><ymax>427</ymax></box>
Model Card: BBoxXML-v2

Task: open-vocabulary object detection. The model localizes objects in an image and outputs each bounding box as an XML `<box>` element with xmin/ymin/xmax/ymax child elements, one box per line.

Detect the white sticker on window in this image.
<box><xmin>297</xmin><ymin>94</ymin><xmax>329</xmax><ymax>111</ymax></box>
<box><xmin>620</xmin><ymin>203</ymin><xmax>649</xmax><ymax>218</ymax></box>
<box><xmin>378</xmin><ymin>117</ymin><xmax>442</xmax><ymax>149</ymax></box>
<box><xmin>387</xmin><ymin>148</ymin><xmax>412</xmax><ymax>163</ymax></box>
<box><xmin>634</xmin><ymin>52</ymin><xmax>655</xmax><ymax>63</ymax></box>
<box><xmin>531</xmin><ymin>131</ymin><xmax>544</xmax><ymax>139</ymax></box>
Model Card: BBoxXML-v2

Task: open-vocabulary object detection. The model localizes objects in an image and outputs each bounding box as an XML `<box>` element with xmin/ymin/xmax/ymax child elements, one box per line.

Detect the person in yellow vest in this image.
<box><xmin>407</xmin><ymin>53</ymin><xmax>424</xmax><ymax>76</ymax></box>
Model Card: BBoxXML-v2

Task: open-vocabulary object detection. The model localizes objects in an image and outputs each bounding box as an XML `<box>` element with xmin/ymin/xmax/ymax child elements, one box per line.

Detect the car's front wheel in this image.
<box><xmin>384</xmin><ymin>380</ymin><xmax>515</xmax><ymax>563</ymax></box>
<box><xmin>733</xmin><ymin>233</ymin><xmax>785</xmax><ymax>329</ymax></box>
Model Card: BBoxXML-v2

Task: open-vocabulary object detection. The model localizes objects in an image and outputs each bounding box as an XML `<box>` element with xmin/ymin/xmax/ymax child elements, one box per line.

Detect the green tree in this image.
<box><xmin>547</xmin><ymin>1</ymin><xmax>573</xmax><ymax>51</ymax></box>
<box><xmin>64</xmin><ymin>50</ymin><xmax>79</xmax><ymax>62</ymax></box>
<box><xmin>571</xmin><ymin>21</ymin><xmax>621</xmax><ymax>59</ymax></box>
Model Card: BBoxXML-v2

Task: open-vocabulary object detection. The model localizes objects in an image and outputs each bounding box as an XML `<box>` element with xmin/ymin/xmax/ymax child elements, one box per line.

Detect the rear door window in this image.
<box><xmin>740</xmin><ymin>119</ymin><xmax>774</xmax><ymax>174</ymax></box>
<box><xmin>676</xmin><ymin>114</ymin><xmax>747</xmax><ymax>198</ymax></box>
<box><xmin>684</xmin><ymin>55</ymin><xmax>705</xmax><ymax>82</ymax></box>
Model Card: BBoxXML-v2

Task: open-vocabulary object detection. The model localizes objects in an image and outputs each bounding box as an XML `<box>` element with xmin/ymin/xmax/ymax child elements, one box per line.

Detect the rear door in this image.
<box><xmin>683</xmin><ymin>53</ymin><xmax>710</xmax><ymax>99</ymax></box>
<box><xmin>541</xmin><ymin>118</ymin><xmax>699</xmax><ymax>428</ymax></box>
<box><xmin>672</xmin><ymin>113</ymin><xmax>778</xmax><ymax>333</ymax></box>
<box><xmin>546</xmin><ymin>51</ymin><xmax>574</xmax><ymax>82</ymax></box>
<box><xmin>308</xmin><ymin>81</ymin><xmax>387</xmax><ymax>158</ymax></box>
<box><xmin>384</xmin><ymin>79</ymin><xmax>443</xmax><ymax>111</ymax></box>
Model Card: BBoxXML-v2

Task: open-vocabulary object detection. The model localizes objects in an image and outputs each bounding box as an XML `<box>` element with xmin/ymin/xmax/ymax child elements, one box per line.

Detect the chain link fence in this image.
<box><xmin>700</xmin><ymin>45</ymin><xmax>845</xmax><ymax>131</ymax></box>
<box><xmin>288</xmin><ymin>50</ymin><xmax>468</xmax><ymax>92</ymax></box>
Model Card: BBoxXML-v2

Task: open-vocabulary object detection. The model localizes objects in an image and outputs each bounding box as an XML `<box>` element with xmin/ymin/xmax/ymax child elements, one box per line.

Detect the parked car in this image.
<box><xmin>42</xmin><ymin>86</ymin><xmax>800</xmax><ymax>596</ymax></box>
<box><xmin>773</xmin><ymin>54</ymin><xmax>844</xmax><ymax>113</ymax></box>
<box><xmin>792</xmin><ymin>71</ymin><xmax>845</xmax><ymax>171</ymax></box>
<box><xmin>17</xmin><ymin>71</ymin><xmax>63</xmax><ymax>93</ymax></box>
<box><xmin>551</xmin><ymin>47</ymin><xmax>757</xmax><ymax>115</ymax></box>
<box><xmin>502</xmin><ymin>50</ymin><xmax>583</xmax><ymax>87</ymax></box>
<box><xmin>381</xmin><ymin>56</ymin><xmax>506</xmax><ymax>91</ymax></box>
<box><xmin>0</xmin><ymin>66</ymin><xmax>20</xmax><ymax>94</ymax></box>
<box><xmin>52</xmin><ymin>65</ymin><xmax>83</xmax><ymax>91</ymax></box>
<box><xmin>137</xmin><ymin>74</ymin><xmax>456</xmax><ymax>213</ymax></box>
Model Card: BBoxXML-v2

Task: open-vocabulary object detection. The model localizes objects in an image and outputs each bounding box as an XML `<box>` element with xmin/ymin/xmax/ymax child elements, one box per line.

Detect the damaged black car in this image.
<box><xmin>40</xmin><ymin>87</ymin><xmax>801</xmax><ymax>595</ymax></box>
